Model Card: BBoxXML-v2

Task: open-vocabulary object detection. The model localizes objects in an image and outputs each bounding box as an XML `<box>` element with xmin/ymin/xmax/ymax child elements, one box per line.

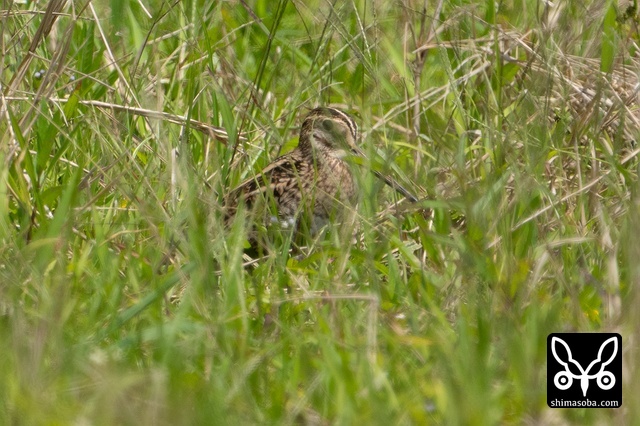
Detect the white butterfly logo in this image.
<box><xmin>551</xmin><ymin>336</ymin><xmax>617</xmax><ymax>397</ymax></box>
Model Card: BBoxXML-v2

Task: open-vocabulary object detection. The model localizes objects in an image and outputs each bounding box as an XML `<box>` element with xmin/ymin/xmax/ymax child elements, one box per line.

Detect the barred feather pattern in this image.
<box><xmin>227</xmin><ymin>107</ymin><xmax>360</xmax><ymax>231</ymax></box>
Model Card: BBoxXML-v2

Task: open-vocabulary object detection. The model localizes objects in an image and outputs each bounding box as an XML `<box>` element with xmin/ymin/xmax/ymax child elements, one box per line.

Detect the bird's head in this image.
<box><xmin>299</xmin><ymin>107</ymin><xmax>359</xmax><ymax>158</ymax></box>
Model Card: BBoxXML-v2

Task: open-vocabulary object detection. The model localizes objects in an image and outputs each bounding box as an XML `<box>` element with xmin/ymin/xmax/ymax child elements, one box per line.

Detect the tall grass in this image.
<box><xmin>1</xmin><ymin>0</ymin><xmax>638</xmax><ymax>424</ymax></box>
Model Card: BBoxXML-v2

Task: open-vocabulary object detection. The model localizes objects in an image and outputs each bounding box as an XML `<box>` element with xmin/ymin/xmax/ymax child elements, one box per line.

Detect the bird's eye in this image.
<box><xmin>321</xmin><ymin>119</ymin><xmax>334</xmax><ymax>131</ymax></box>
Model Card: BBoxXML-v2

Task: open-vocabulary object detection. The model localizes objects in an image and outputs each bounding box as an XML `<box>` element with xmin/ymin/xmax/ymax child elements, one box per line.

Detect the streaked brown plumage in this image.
<box><xmin>228</xmin><ymin>107</ymin><xmax>361</xmax><ymax>231</ymax></box>
<box><xmin>172</xmin><ymin>108</ymin><xmax>415</xmax><ymax>303</ymax></box>
<box><xmin>226</xmin><ymin>107</ymin><xmax>417</xmax><ymax>234</ymax></box>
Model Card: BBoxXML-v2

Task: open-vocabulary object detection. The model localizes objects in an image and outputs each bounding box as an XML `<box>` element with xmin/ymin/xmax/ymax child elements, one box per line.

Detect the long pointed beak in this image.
<box><xmin>371</xmin><ymin>169</ymin><xmax>419</xmax><ymax>202</ymax></box>
<box><xmin>351</xmin><ymin>147</ymin><xmax>419</xmax><ymax>203</ymax></box>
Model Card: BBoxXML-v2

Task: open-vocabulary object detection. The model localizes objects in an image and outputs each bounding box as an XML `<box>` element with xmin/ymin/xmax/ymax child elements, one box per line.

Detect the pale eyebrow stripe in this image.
<box><xmin>328</xmin><ymin>107</ymin><xmax>358</xmax><ymax>140</ymax></box>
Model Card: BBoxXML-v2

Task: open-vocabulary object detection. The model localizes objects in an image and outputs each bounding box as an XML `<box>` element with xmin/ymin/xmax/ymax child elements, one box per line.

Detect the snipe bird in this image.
<box><xmin>228</xmin><ymin>107</ymin><xmax>416</xmax><ymax>233</ymax></box>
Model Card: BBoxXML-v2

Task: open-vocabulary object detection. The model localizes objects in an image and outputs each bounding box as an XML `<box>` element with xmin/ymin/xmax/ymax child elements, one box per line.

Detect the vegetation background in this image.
<box><xmin>1</xmin><ymin>0</ymin><xmax>638</xmax><ymax>424</ymax></box>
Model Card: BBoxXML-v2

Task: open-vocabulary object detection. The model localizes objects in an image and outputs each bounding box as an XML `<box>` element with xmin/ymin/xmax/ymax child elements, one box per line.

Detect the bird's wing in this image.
<box><xmin>230</xmin><ymin>152</ymin><xmax>310</xmax><ymax>207</ymax></box>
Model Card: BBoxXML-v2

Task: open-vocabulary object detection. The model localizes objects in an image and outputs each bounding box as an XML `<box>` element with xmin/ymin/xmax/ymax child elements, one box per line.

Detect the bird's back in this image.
<box><xmin>230</xmin><ymin>146</ymin><xmax>357</xmax><ymax>228</ymax></box>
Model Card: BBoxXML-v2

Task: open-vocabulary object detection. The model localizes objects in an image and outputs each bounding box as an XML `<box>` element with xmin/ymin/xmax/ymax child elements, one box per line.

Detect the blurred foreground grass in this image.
<box><xmin>1</xmin><ymin>0</ymin><xmax>639</xmax><ymax>424</ymax></box>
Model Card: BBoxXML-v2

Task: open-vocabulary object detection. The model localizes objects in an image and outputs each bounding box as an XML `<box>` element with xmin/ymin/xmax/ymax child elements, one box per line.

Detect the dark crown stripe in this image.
<box><xmin>326</xmin><ymin>107</ymin><xmax>358</xmax><ymax>140</ymax></box>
